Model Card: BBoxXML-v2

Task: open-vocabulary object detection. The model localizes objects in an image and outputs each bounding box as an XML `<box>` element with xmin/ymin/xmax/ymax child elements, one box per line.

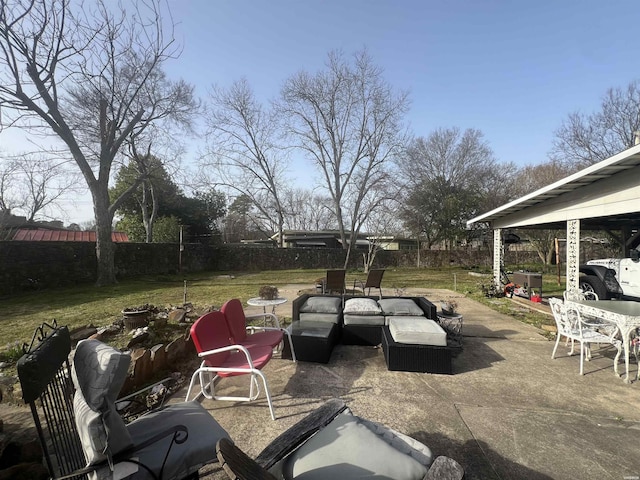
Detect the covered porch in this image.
<box><xmin>467</xmin><ymin>143</ymin><xmax>640</xmax><ymax>292</ymax></box>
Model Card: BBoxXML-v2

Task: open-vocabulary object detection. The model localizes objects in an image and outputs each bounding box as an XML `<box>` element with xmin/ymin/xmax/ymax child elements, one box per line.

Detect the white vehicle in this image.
<box><xmin>580</xmin><ymin>252</ymin><xmax>640</xmax><ymax>300</ymax></box>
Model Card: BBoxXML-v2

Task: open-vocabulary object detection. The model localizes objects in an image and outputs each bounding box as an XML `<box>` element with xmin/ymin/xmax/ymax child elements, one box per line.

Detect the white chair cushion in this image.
<box><xmin>388</xmin><ymin>318</ymin><xmax>447</xmax><ymax>346</ymax></box>
<box><xmin>71</xmin><ymin>340</ymin><xmax>132</xmax><ymax>465</ymax></box>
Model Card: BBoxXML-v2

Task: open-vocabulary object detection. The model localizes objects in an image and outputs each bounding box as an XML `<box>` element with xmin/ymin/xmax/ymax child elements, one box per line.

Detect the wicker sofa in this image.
<box><xmin>286</xmin><ymin>294</ymin><xmax>448</xmax><ymax>370</ymax></box>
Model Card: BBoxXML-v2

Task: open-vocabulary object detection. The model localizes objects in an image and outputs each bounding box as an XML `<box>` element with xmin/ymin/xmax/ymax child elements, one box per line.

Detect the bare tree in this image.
<box><xmin>202</xmin><ymin>78</ymin><xmax>288</xmax><ymax>246</ymax></box>
<box><xmin>508</xmin><ymin>160</ymin><xmax>575</xmax><ymax>264</ymax></box>
<box><xmin>399</xmin><ymin>128</ymin><xmax>497</xmax><ymax>190</ymax></box>
<box><xmin>399</xmin><ymin>128</ymin><xmax>499</xmax><ymax>248</ymax></box>
<box><xmin>509</xmin><ymin>160</ymin><xmax>573</xmax><ymax>198</ymax></box>
<box><xmin>13</xmin><ymin>153</ymin><xmax>78</xmax><ymax>221</ymax></box>
<box><xmin>281</xmin><ymin>188</ymin><xmax>335</xmax><ymax>231</ymax></box>
<box><xmin>0</xmin><ymin>155</ymin><xmax>19</xmax><ymax>213</ymax></box>
<box><xmin>279</xmin><ymin>49</ymin><xmax>409</xmax><ymax>267</ymax></box>
<box><xmin>0</xmin><ymin>0</ymin><xmax>195</xmax><ymax>285</ymax></box>
<box><xmin>360</xmin><ymin>198</ymin><xmax>403</xmax><ymax>271</ymax></box>
<box><xmin>551</xmin><ymin>80</ymin><xmax>640</xmax><ymax>169</ymax></box>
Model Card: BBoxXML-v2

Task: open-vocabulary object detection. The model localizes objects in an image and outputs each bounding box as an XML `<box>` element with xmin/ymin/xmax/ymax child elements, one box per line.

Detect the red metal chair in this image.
<box><xmin>221</xmin><ymin>299</ymin><xmax>296</xmax><ymax>362</ymax></box>
<box><xmin>186</xmin><ymin>311</ymin><xmax>276</xmax><ymax>420</ymax></box>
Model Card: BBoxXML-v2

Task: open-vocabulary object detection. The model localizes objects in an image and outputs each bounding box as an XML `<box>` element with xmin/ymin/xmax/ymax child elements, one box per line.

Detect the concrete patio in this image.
<box><xmin>182</xmin><ymin>286</ymin><xmax>640</xmax><ymax>480</ymax></box>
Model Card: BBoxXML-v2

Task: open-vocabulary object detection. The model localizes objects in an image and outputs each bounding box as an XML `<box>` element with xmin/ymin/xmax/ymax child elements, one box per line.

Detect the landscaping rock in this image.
<box><xmin>127</xmin><ymin>332</ymin><xmax>149</xmax><ymax>348</ymax></box>
<box><xmin>69</xmin><ymin>325</ymin><xmax>98</xmax><ymax>343</ymax></box>
<box><xmin>0</xmin><ymin>377</ymin><xmax>17</xmax><ymax>405</ymax></box>
<box><xmin>150</xmin><ymin>344</ymin><xmax>166</xmax><ymax>370</ymax></box>
<box><xmin>168</xmin><ymin>309</ymin><xmax>186</xmax><ymax>323</ymax></box>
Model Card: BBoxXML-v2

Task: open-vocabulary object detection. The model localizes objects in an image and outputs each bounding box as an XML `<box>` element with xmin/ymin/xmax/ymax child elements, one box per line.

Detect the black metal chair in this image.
<box><xmin>17</xmin><ymin>321</ymin><xmax>229</xmax><ymax>480</ymax></box>
<box><xmin>353</xmin><ymin>268</ymin><xmax>385</xmax><ymax>298</ymax></box>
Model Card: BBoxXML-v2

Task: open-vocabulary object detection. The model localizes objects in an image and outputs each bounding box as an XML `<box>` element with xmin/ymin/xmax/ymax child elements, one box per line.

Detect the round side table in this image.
<box><xmin>247</xmin><ymin>297</ymin><xmax>288</xmax><ymax>325</ymax></box>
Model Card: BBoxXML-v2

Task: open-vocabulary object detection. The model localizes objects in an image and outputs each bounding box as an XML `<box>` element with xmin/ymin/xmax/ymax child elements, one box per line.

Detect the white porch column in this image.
<box><xmin>566</xmin><ymin>219</ymin><xmax>580</xmax><ymax>291</ymax></box>
<box><xmin>493</xmin><ymin>228</ymin><xmax>503</xmax><ymax>289</ymax></box>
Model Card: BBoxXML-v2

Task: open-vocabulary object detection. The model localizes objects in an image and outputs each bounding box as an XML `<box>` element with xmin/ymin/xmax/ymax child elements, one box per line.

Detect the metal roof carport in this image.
<box><xmin>467</xmin><ymin>143</ymin><xmax>640</xmax><ymax>291</ymax></box>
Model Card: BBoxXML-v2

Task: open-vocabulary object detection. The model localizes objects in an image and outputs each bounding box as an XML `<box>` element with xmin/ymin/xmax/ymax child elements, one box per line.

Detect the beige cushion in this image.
<box><xmin>388</xmin><ymin>317</ymin><xmax>447</xmax><ymax>346</ymax></box>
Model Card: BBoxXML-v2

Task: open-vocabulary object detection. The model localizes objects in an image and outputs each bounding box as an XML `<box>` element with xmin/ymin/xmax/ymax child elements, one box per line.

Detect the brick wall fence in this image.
<box><xmin>0</xmin><ymin>241</ymin><xmax>547</xmax><ymax>295</ymax></box>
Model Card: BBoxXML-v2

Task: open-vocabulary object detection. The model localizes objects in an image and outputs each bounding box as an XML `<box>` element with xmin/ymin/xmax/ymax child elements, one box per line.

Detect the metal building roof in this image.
<box><xmin>467</xmin><ymin>143</ymin><xmax>640</xmax><ymax>230</ymax></box>
<box><xmin>12</xmin><ymin>228</ymin><xmax>129</xmax><ymax>242</ymax></box>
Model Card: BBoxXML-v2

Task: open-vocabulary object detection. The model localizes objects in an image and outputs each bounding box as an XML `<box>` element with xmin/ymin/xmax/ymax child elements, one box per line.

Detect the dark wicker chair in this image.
<box><xmin>323</xmin><ymin>269</ymin><xmax>346</xmax><ymax>295</ymax></box>
<box><xmin>354</xmin><ymin>268</ymin><xmax>385</xmax><ymax>297</ymax></box>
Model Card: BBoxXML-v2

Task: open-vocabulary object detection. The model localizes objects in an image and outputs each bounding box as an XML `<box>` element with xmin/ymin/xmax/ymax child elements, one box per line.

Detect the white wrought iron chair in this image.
<box><xmin>561</xmin><ymin>289</ymin><xmax>602</xmax><ymax>352</ymax></box>
<box><xmin>563</xmin><ymin>288</ymin><xmax>599</xmax><ymax>301</ymax></box>
<box><xmin>550</xmin><ymin>297</ymin><xmax>580</xmax><ymax>358</ymax></box>
<box><xmin>550</xmin><ymin>298</ymin><xmax>622</xmax><ymax>375</ymax></box>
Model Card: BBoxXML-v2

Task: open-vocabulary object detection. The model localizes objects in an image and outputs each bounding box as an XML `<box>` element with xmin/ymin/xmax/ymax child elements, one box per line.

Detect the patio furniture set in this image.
<box><xmin>17</xmin><ymin>320</ymin><xmax>465</xmax><ymax>479</ymax></box>
<box><xmin>283</xmin><ymin>294</ymin><xmax>459</xmax><ymax>375</ymax></box>
<box><xmin>550</xmin><ymin>289</ymin><xmax>640</xmax><ymax>383</ymax></box>
<box><xmin>15</xmin><ymin>269</ymin><xmax>466</xmax><ymax>479</ymax></box>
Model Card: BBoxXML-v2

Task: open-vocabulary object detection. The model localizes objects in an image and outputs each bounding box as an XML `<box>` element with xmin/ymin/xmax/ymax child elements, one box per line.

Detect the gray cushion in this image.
<box><xmin>344</xmin><ymin>313</ymin><xmax>386</xmax><ymax>326</ymax></box>
<box><xmin>378</xmin><ymin>298</ymin><xmax>424</xmax><ymax>316</ymax></box>
<box><xmin>126</xmin><ymin>401</ymin><xmax>230</xmax><ymax>479</ymax></box>
<box><xmin>344</xmin><ymin>298</ymin><xmax>382</xmax><ymax>315</ymax></box>
<box><xmin>270</xmin><ymin>411</ymin><xmax>431</xmax><ymax>480</ymax></box>
<box><xmin>300</xmin><ymin>296</ymin><xmax>342</xmax><ymax>314</ymax></box>
<box><xmin>299</xmin><ymin>312</ymin><xmax>341</xmax><ymax>324</ymax></box>
<box><xmin>388</xmin><ymin>317</ymin><xmax>447</xmax><ymax>346</ymax></box>
<box><xmin>384</xmin><ymin>314</ymin><xmax>426</xmax><ymax>326</ymax></box>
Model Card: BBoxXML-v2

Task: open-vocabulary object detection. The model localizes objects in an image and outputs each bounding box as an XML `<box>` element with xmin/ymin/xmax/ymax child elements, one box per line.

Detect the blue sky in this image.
<box><xmin>3</xmin><ymin>0</ymin><xmax>639</xmax><ymax>223</ymax></box>
<box><xmin>167</xmin><ymin>0</ymin><xmax>639</xmax><ymax>166</ymax></box>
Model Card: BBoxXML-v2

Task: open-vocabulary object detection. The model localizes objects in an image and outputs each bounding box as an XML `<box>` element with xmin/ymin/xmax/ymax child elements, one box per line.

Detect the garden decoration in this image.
<box><xmin>440</xmin><ymin>300</ymin><xmax>458</xmax><ymax>315</ymax></box>
<box><xmin>259</xmin><ymin>285</ymin><xmax>279</xmax><ymax>300</ymax></box>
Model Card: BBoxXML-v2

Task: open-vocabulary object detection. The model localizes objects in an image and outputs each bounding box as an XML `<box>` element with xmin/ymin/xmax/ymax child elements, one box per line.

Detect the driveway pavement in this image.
<box><xmin>181</xmin><ymin>287</ymin><xmax>640</xmax><ymax>480</ymax></box>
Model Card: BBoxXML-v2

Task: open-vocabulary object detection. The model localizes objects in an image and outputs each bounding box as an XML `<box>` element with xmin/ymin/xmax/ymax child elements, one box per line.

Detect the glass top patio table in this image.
<box><xmin>567</xmin><ymin>300</ymin><xmax>640</xmax><ymax>383</ymax></box>
<box><xmin>247</xmin><ymin>297</ymin><xmax>287</xmax><ymax>308</ymax></box>
<box><xmin>247</xmin><ymin>297</ymin><xmax>288</xmax><ymax>315</ymax></box>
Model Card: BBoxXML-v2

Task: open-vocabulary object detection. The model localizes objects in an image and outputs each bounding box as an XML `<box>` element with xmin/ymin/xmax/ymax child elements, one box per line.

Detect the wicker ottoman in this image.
<box><xmin>282</xmin><ymin>320</ymin><xmax>339</xmax><ymax>364</ymax></box>
<box><xmin>381</xmin><ymin>325</ymin><xmax>453</xmax><ymax>374</ymax></box>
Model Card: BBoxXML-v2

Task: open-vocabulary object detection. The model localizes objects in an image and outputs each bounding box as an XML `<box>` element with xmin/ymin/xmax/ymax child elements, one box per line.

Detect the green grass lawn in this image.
<box><xmin>0</xmin><ymin>266</ymin><xmax>564</xmax><ymax>360</ymax></box>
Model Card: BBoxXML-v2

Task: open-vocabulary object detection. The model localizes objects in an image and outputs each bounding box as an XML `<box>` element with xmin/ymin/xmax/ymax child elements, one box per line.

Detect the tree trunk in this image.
<box><xmin>343</xmin><ymin>245</ymin><xmax>352</xmax><ymax>270</ymax></box>
<box><xmin>92</xmin><ymin>187</ymin><xmax>116</xmax><ymax>286</ymax></box>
